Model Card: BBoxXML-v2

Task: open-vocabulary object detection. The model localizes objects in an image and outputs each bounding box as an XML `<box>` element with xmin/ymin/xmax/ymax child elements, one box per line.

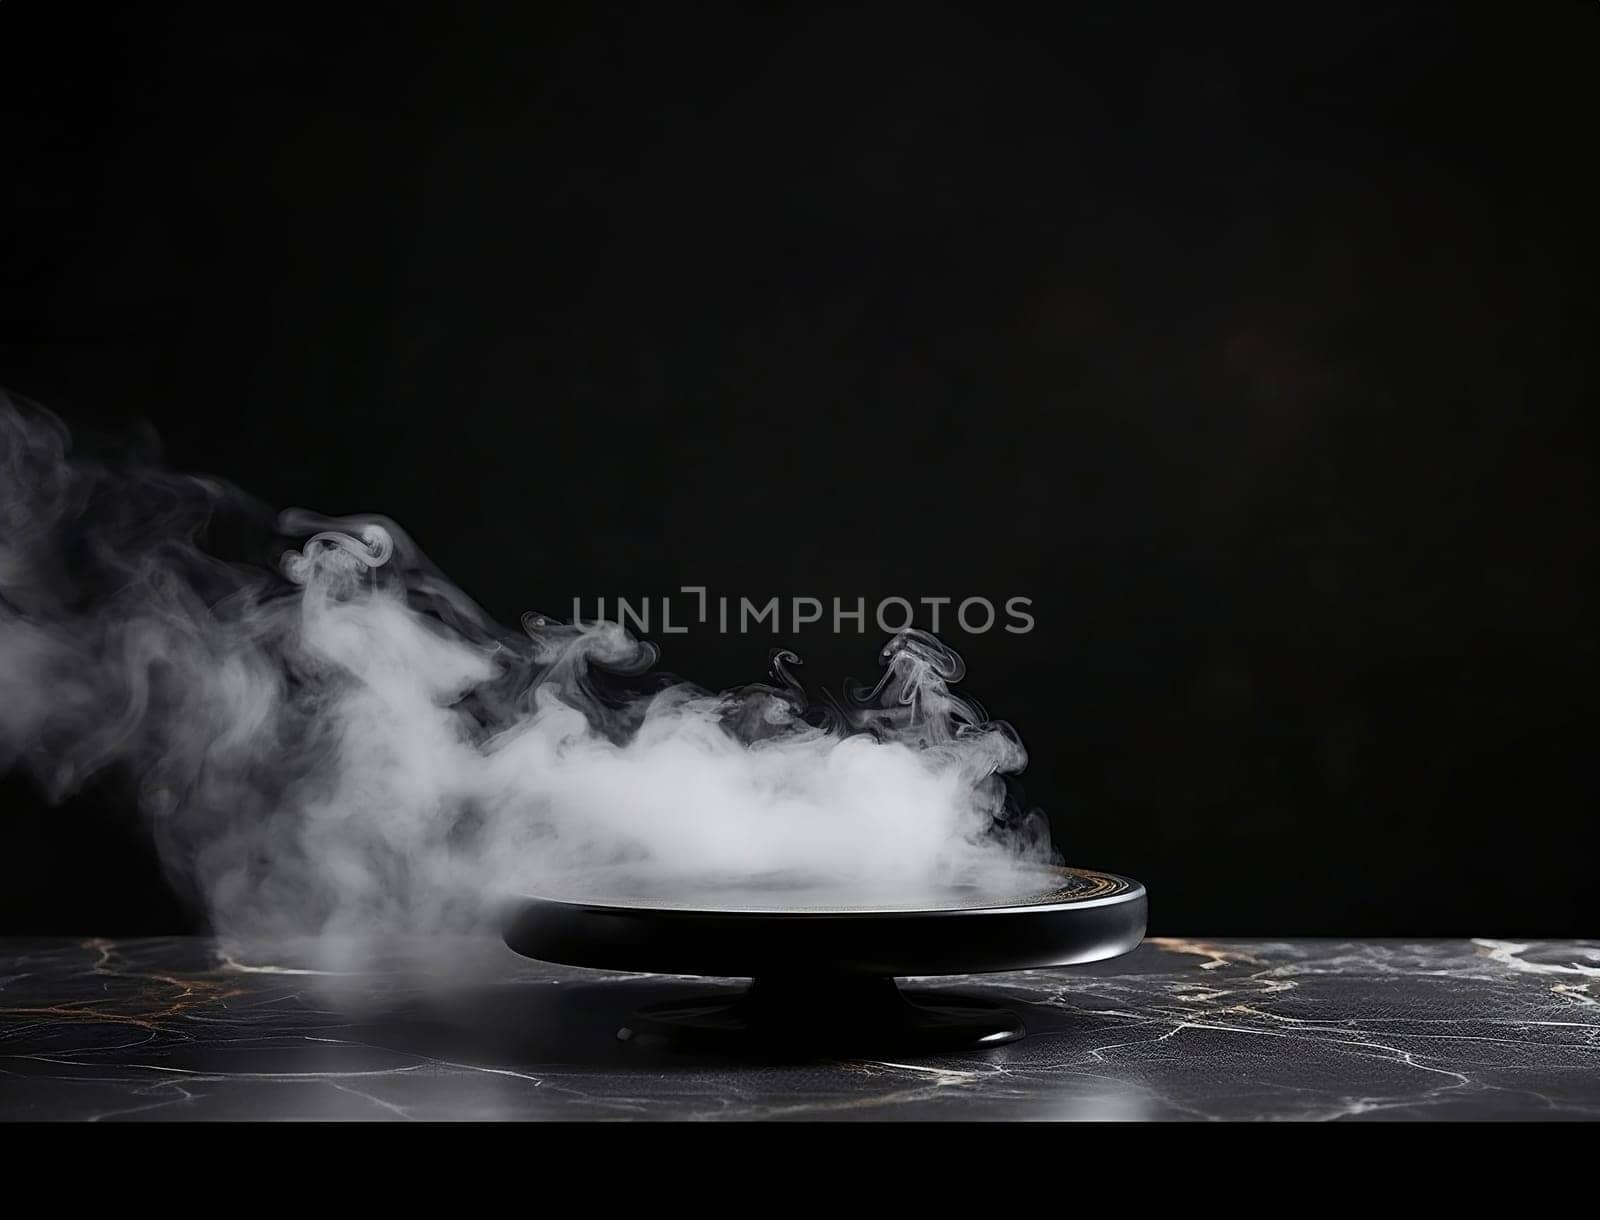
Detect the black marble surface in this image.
<box><xmin>1</xmin><ymin>936</ymin><xmax>1596</xmax><ymax>1120</ymax></box>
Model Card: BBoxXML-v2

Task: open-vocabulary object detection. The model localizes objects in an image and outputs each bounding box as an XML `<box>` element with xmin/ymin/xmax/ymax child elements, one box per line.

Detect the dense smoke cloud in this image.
<box><xmin>0</xmin><ymin>395</ymin><xmax>1056</xmax><ymax>938</ymax></box>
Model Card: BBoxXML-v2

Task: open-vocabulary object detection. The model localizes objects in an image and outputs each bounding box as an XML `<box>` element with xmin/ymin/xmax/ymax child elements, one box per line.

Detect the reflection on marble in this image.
<box><xmin>1</xmin><ymin>936</ymin><xmax>1596</xmax><ymax>1120</ymax></box>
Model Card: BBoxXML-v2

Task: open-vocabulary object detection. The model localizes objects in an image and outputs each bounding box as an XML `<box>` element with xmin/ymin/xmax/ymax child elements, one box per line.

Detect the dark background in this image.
<box><xmin>0</xmin><ymin>4</ymin><xmax>1593</xmax><ymax>935</ymax></box>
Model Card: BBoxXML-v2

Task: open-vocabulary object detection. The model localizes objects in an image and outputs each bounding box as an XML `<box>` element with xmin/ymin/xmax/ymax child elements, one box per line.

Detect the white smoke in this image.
<box><xmin>0</xmin><ymin>395</ymin><xmax>1057</xmax><ymax>939</ymax></box>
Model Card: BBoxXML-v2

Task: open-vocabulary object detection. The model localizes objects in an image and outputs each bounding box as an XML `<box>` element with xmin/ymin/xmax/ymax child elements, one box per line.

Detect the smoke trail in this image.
<box><xmin>0</xmin><ymin>395</ymin><xmax>1056</xmax><ymax>938</ymax></box>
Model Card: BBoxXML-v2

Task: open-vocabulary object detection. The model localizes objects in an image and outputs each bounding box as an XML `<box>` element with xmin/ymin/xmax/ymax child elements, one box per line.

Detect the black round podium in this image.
<box><xmin>503</xmin><ymin>866</ymin><xmax>1147</xmax><ymax>1053</ymax></box>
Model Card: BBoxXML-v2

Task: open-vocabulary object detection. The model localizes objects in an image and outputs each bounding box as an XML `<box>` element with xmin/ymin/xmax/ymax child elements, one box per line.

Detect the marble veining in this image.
<box><xmin>1</xmin><ymin>936</ymin><xmax>1595</xmax><ymax>1120</ymax></box>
